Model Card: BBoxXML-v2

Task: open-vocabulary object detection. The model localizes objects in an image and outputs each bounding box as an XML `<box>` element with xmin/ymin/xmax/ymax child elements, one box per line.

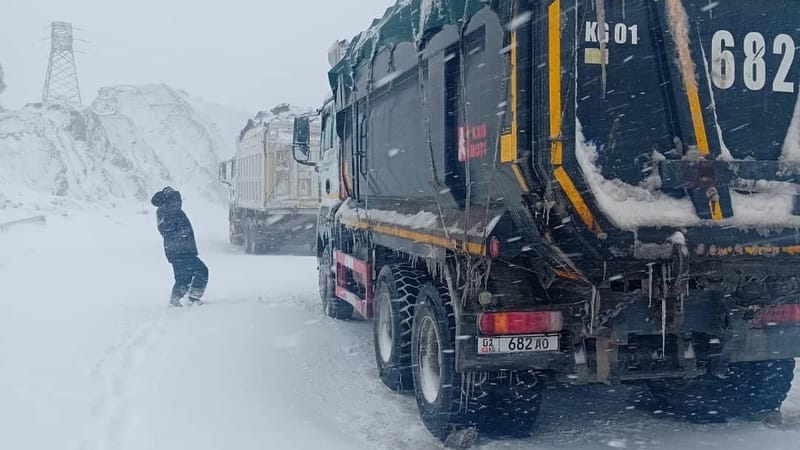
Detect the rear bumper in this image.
<box><xmin>266</xmin><ymin>213</ymin><xmax>316</xmax><ymax>231</ymax></box>
<box><xmin>455</xmin><ymin>310</ymin><xmax>800</xmax><ymax>383</ymax></box>
<box><xmin>254</xmin><ymin>212</ymin><xmax>317</xmax><ymax>248</ymax></box>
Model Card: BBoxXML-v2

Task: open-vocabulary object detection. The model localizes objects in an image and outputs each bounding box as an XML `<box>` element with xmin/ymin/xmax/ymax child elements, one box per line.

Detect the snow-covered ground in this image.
<box><xmin>0</xmin><ymin>204</ymin><xmax>798</xmax><ymax>450</ymax></box>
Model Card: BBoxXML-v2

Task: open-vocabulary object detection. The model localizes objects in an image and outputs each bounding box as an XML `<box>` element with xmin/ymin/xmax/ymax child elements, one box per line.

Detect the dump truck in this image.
<box><xmin>291</xmin><ymin>0</ymin><xmax>800</xmax><ymax>442</ymax></box>
<box><xmin>221</xmin><ymin>103</ymin><xmax>319</xmax><ymax>253</ymax></box>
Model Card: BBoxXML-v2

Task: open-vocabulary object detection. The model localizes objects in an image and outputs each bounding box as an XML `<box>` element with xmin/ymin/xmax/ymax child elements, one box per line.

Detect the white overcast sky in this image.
<box><xmin>0</xmin><ymin>0</ymin><xmax>395</xmax><ymax>113</ymax></box>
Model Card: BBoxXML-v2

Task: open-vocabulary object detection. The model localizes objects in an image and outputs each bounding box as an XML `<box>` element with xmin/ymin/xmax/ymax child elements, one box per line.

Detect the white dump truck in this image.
<box><xmin>220</xmin><ymin>103</ymin><xmax>320</xmax><ymax>253</ymax></box>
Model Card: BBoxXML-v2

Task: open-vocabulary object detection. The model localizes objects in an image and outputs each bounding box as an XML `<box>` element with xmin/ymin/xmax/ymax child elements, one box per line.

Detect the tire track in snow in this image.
<box><xmin>249</xmin><ymin>295</ymin><xmax>438</xmax><ymax>450</ymax></box>
<box><xmin>79</xmin><ymin>314</ymin><xmax>167</xmax><ymax>450</ymax></box>
<box><xmin>779</xmin><ymin>360</ymin><xmax>800</xmax><ymax>430</ymax></box>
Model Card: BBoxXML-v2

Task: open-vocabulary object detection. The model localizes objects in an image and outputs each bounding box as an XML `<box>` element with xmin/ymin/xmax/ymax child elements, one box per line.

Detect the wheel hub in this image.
<box><xmin>377</xmin><ymin>293</ymin><xmax>393</xmax><ymax>363</ymax></box>
<box><xmin>418</xmin><ymin>316</ymin><xmax>442</xmax><ymax>404</ymax></box>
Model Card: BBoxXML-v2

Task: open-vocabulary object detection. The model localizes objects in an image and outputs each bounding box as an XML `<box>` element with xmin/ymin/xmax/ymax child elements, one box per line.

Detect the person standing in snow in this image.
<box><xmin>151</xmin><ymin>187</ymin><xmax>209</xmax><ymax>307</ymax></box>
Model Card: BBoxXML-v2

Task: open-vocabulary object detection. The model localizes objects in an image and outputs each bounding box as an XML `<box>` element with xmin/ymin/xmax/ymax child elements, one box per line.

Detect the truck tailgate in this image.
<box><xmin>568</xmin><ymin>0</ymin><xmax>800</xmax><ymax>231</ymax></box>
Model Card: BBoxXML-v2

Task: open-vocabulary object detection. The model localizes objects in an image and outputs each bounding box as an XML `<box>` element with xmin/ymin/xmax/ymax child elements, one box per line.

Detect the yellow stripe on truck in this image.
<box><xmin>709</xmin><ymin>199</ymin><xmax>723</xmax><ymax>222</ymax></box>
<box><xmin>666</xmin><ymin>0</ymin><xmax>710</xmax><ymax>155</ymax></box>
<box><xmin>501</xmin><ymin>31</ymin><xmax>519</xmax><ymax>164</ymax></box>
<box><xmin>340</xmin><ymin>219</ymin><xmax>486</xmax><ymax>257</ymax></box>
<box><xmin>554</xmin><ymin>167</ymin><xmax>604</xmax><ymax>236</ymax></box>
<box><xmin>511</xmin><ymin>164</ymin><xmax>531</xmax><ymax>193</ymax></box>
<box><xmin>548</xmin><ymin>0</ymin><xmax>603</xmax><ymax>237</ymax></box>
<box><xmin>549</xmin><ymin>0</ymin><xmax>563</xmax><ymax>166</ymax></box>
<box><xmin>686</xmin><ymin>80</ymin><xmax>710</xmax><ymax>155</ymax></box>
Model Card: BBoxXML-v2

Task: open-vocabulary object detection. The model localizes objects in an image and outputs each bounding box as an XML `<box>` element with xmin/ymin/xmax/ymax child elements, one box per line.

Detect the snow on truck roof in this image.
<box><xmin>237</xmin><ymin>103</ymin><xmax>314</xmax><ymax>142</ymax></box>
<box><xmin>328</xmin><ymin>0</ymin><xmax>512</xmax><ymax>92</ymax></box>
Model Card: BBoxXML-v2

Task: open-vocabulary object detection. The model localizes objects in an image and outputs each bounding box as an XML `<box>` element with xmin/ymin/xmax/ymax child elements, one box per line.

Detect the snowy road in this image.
<box><xmin>1</xmin><ymin>204</ymin><xmax>798</xmax><ymax>450</ymax></box>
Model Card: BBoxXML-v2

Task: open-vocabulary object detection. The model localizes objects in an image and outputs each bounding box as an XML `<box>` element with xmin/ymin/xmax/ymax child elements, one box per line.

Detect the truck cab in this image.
<box><xmin>317</xmin><ymin>99</ymin><xmax>340</xmax><ymax>209</ymax></box>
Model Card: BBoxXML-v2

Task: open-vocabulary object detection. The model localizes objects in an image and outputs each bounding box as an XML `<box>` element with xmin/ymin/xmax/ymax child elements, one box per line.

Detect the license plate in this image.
<box><xmin>477</xmin><ymin>335</ymin><xmax>559</xmax><ymax>354</ymax></box>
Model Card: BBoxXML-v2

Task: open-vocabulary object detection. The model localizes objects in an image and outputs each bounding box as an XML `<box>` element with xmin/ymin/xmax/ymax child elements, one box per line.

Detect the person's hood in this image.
<box><xmin>150</xmin><ymin>187</ymin><xmax>182</xmax><ymax>209</ymax></box>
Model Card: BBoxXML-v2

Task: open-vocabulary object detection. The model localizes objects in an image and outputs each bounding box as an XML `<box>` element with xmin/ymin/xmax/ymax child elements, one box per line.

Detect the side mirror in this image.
<box><xmin>292</xmin><ymin>116</ymin><xmax>315</xmax><ymax>166</ymax></box>
<box><xmin>218</xmin><ymin>161</ymin><xmax>232</xmax><ymax>186</ymax></box>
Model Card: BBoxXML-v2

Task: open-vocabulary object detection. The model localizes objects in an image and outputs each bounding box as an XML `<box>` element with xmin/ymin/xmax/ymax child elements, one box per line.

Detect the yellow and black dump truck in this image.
<box><xmin>292</xmin><ymin>0</ymin><xmax>800</xmax><ymax>442</ymax></box>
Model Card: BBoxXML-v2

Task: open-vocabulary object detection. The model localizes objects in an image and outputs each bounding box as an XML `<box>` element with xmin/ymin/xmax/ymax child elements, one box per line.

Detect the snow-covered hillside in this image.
<box><xmin>0</xmin><ymin>84</ymin><xmax>248</xmax><ymax>220</ymax></box>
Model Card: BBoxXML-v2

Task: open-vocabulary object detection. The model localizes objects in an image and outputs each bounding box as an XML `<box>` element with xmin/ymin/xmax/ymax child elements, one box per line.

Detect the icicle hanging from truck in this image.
<box><xmin>590</xmin><ymin>286</ymin><xmax>599</xmax><ymax>334</ymax></box>
<box><xmin>661</xmin><ymin>264</ymin><xmax>668</xmax><ymax>357</ymax></box>
<box><xmin>647</xmin><ymin>262</ymin><xmax>654</xmax><ymax>308</ymax></box>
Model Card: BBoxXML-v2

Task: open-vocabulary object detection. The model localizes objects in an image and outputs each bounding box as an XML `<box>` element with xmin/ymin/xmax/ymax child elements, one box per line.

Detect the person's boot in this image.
<box><xmin>169</xmin><ymin>296</ymin><xmax>183</xmax><ymax>308</ymax></box>
<box><xmin>187</xmin><ymin>287</ymin><xmax>204</xmax><ymax>305</ymax></box>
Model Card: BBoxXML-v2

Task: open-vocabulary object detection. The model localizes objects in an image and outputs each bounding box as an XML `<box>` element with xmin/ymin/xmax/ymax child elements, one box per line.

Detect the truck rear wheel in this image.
<box><xmin>243</xmin><ymin>219</ymin><xmax>256</xmax><ymax>254</ymax></box>
<box><xmin>472</xmin><ymin>370</ymin><xmax>544</xmax><ymax>438</ymax></box>
<box><xmin>411</xmin><ymin>281</ymin><xmax>470</xmax><ymax>440</ymax></box>
<box><xmin>319</xmin><ymin>245</ymin><xmax>353</xmax><ymax>320</ymax></box>
<box><xmin>244</xmin><ymin>218</ymin><xmax>266</xmax><ymax>254</ymax></box>
<box><xmin>648</xmin><ymin>359</ymin><xmax>796</xmax><ymax>421</ymax></box>
<box><xmin>373</xmin><ymin>265</ymin><xmax>426</xmax><ymax>391</ymax></box>
<box><xmin>229</xmin><ymin>221</ymin><xmax>243</xmax><ymax>246</ymax></box>
<box><xmin>411</xmin><ymin>282</ymin><xmax>544</xmax><ymax>441</ymax></box>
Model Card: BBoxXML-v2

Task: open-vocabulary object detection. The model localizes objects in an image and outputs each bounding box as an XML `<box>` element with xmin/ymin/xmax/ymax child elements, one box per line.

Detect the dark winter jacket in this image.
<box><xmin>151</xmin><ymin>187</ymin><xmax>198</xmax><ymax>262</ymax></box>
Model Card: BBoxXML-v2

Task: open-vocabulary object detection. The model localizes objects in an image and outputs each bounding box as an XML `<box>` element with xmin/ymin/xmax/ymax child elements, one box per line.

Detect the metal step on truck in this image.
<box><xmin>220</xmin><ymin>103</ymin><xmax>320</xmax><ymax>254</ymax></box>
<box><xmin>291</xmin><ymin>0</ymin><xmax>800</xmax><ymax>444</ymax></box>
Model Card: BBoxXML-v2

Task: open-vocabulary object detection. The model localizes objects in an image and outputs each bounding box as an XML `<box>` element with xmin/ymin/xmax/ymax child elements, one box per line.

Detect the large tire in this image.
<box><xmin>412</xmin><ymin>281</ymin><xmax>469</xmax><ymax>440</ymax></box>
<box><xmin>244</xmin><ymin>218</ymin><xmax>265</xmax><ymax>254</ymax></box>
<box><xmin>242</xmin><ymin>219</ymin><xmax>254</xmax><ymax>254</ymax></box>
<box><xmin>648</xmin><ymin>359</ymin><xmax>796</xmax><ymax>421</ymax></box>
<box><xmin>411</xmin><ymin>282</ymin><xmax>544</xmax><ymax>441</ymax></box>
<box><xmin>319</xmin><ymin>245</ymin><xmax>354</xmax><ymax>320</ymax></box>
<box><xmin>257</xmin><ymin>230</ymin><xmax>277</xmax><ymax>254</ymax></box>
<box><xmin>229</xmin><ymin>221</ymin><xmax>243</xmax><ymax>246</ymax></box>
<box><xmin>249</xmin><ymin>219</ymin><xmax>265</xmax><ymax>254</ymax></box>
<box><xmin>472</xmin><ymin>370</ymin><xmax>544</xmax><ymax>438</ymax></box>
<box><xmin>373</xmin><ymin>265</ymin><xmax>426</xmax><ymax>391</ymax></box>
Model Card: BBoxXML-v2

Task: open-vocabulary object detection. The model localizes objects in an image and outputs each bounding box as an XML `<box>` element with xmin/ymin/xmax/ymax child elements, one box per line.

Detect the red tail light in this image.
<box><xmin>753</xmin><ymin>305</ymin><xmax>800</xmax><ymax>328</ymax></box>
<box><xmin>478</xmin><ymin>311</ymin><xmax>564</xmax><ymax>336</ymax></box>
<box><xmin>489</xmin><ymin>237</ymin><xmax>501</xmax><ymax>259</ymax></box>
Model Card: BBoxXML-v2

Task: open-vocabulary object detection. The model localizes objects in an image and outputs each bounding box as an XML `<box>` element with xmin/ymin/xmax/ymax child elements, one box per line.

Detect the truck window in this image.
<box><xmin>464</xmin><ymin>25</ymin><xmax>486</xmax><ymax>55</ymax></box>
<box><xmin>321</xmin><ymin>113</ymin><xmax>336</xmax><ymax>156</ymax></box>
<box><xmin>328</xmin><ymin>114</ymin><xmax>336</xmax><ymax>151</ymax></box>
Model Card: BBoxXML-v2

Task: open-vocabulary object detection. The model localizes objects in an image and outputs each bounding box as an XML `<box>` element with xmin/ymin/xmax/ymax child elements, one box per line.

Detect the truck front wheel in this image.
<box><xmin>648</xmin><ymin>359</ymin><xmax>795</xmax><ymax>421</ymax></box>
<box><xmin>318</xmin><ymin>245</ymin><xmax>353</xmax><ymax>320</ymax></box>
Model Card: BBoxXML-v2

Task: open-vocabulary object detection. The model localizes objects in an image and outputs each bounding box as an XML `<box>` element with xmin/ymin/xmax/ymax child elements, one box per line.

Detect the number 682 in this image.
<box><xmin>711</xmin><ymin>30</ymin><xmax>795</xmax><ymax>93</ymax></box>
